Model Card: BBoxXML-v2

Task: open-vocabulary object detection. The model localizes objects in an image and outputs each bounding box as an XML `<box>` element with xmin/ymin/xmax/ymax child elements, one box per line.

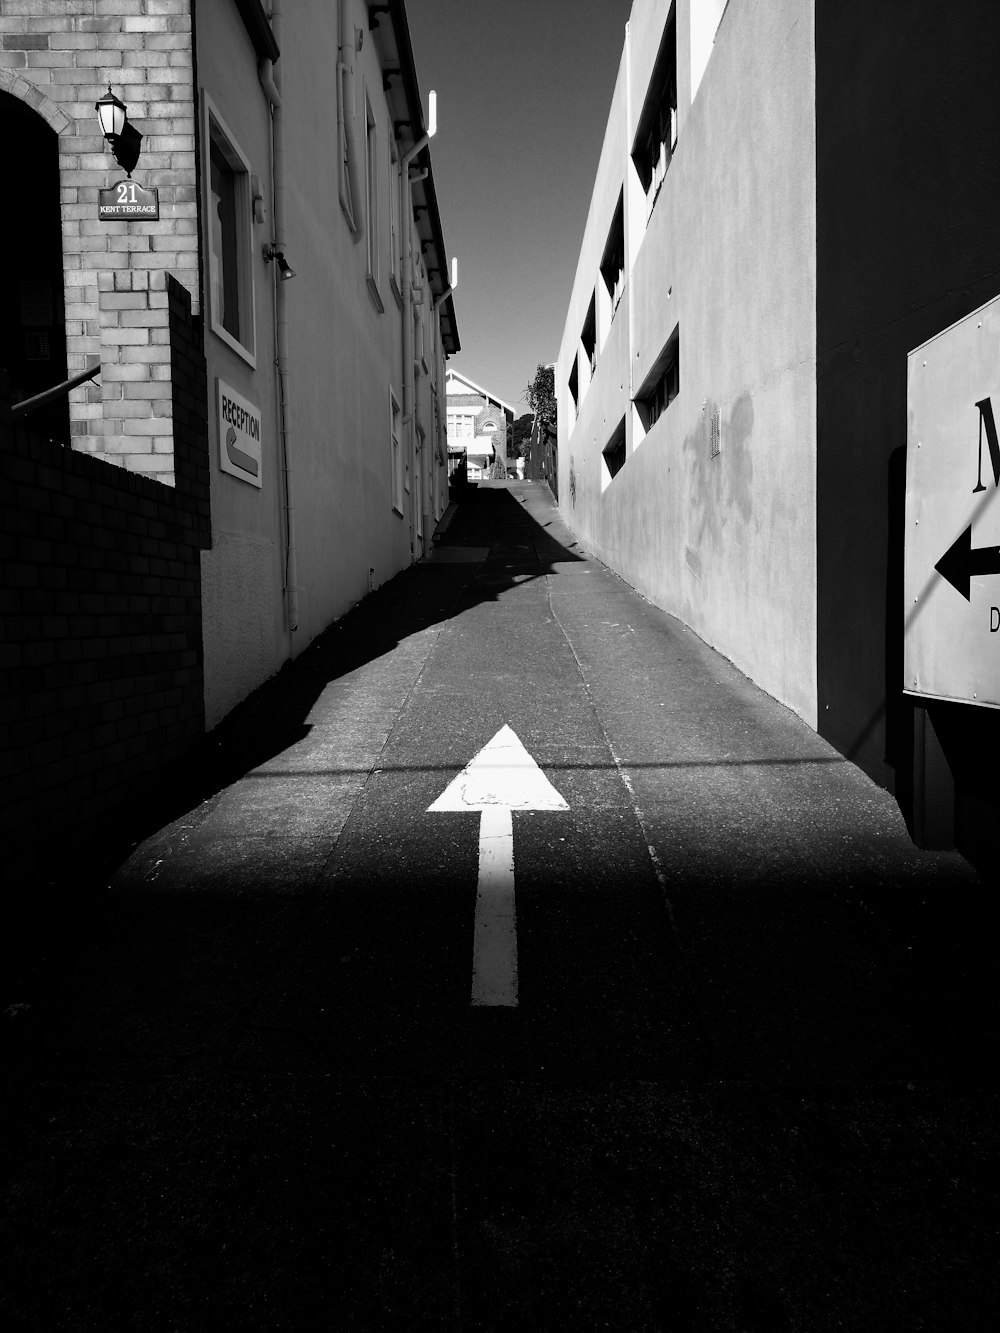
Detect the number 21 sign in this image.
<box><xmin>98</xmin><ymin>178</ymin><xmax>159</xmax><ymax>221</ymax></box>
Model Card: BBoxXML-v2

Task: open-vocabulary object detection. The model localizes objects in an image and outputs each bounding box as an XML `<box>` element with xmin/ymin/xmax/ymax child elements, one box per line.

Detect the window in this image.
<box><xmin>568</xmin><ymin>357</ymin><xmax>579</xmax><ymax>418</ymax></box>
<box><xmin>600</xmin><ymin>191</ymin><xmax>625</xmax><ymax>318</ymax></box>
<box><xmin>447</xmin><ymin>408</ymin><xmax>477</xmax><ymax>442</ymax></box>
<box><xmin>631</xmin><ymin>9</ymin><xmax>677</xmax><ymax>218</ymax></box>
<box><xmin>210</xmin><ymin>143</ymin><xmax>240</xmax><ymax>338</ymax></box>
<box><xmin>338</xmin><ymin>64</ymin><xmax>357</xmax><ymax>231</ymax></box>
<box><xmin>366</xmin><ymin>96</ymin><xmax>382</xmax><ymax>309</ymax></box>
<box><xmin>390</xmin><ymin>389</ymin><xmax>402</xmax><ymax>514</ymax></box>
<box><xmin>414</xmin><ymin>299</ymin><xmax>426</xmax><ymax>372</ymax></box>
<box><xmin>389</xmin><ymin>140</ymin><xmax>401</xmax><ymax>298</ymax></box>
<box><xmin>601</xmin><ymin>417</ymin><xmax>627</xmax><ymax>490</ymax></box>
<box><xmin>635</xmin><ymin>325</ymin><xmax>680</xmax><ymax>432</ymax></box>
<box><xmin>581</xmin><ymin>294</ymin><xmax>596</xmax><ymax>379</ymax></box>
<box><xmin>205</xmin><ymin>97</ymin><xmax>255</xmax><ymax>364</ymax></box>
<box><xmin>415</xmin><ymin>425</ymin><xmax>424</xmax><ymax>539</ymax></box>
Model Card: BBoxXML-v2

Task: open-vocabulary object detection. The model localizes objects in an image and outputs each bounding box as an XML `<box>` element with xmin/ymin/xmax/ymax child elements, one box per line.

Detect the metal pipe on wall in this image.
<box><xmin>401</xmin><ymin>93</ymin><xmax>435</xmax><ymax>556</ymax></box>
<box><xmin>259</xmin><ymin>5</ymin><xmax>298</xmax><ymax>635</ymax></box>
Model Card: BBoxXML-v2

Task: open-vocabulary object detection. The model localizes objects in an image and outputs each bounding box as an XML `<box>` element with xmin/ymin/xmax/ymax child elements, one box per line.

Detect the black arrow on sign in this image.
<box><xmin>934</xmin><ymin>524</ymin><xmax>1000</xmax><ymax>600</ymax></box>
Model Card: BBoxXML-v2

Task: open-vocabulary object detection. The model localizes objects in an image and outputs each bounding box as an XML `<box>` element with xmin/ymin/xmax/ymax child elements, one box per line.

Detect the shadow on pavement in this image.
<box><xmin>2</xmin><ymin>484</ymin><xmax>580</xmax><ymax>1011</ymax></box>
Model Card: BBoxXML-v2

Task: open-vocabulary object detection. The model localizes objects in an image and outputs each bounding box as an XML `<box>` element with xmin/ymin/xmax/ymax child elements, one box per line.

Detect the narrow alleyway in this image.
<box><xmin>2</xmin><ymin>481</ymin><xmax>995</xmax><ymax>1331</ymax></box>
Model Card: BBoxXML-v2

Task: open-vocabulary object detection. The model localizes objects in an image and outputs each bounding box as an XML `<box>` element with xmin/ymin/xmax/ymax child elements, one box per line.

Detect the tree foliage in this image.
<box><xmin>524</xmin><ymin>363</ymin><xmax>556</xmax><ymax>431</ymax></box>
<box><xmin>510</xmin><ymin>413</ymin><xmax>534</xmax><ymax>458</ymax></box>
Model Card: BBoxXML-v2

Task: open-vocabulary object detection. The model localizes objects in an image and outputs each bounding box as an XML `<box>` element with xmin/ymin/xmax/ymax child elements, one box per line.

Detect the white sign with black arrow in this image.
<box><xmin>904</xmin><ymin>294</ymin><xmax>1000</xmax><ymax>709</ymax></box>
<box><xmin>428</xmin><ymin>725</ymin><xmax>568</xmax><ymax>1007</ymax></box>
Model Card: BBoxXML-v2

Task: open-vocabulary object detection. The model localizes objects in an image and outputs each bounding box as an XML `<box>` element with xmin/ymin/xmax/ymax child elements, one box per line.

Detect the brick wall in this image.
<box><xmin>0</xmin><ymin>0</ymin><xmax>198</xmax><ymax>485</ymax></box>
<box><xmin>0</xmin><ymin>275</ymin><xmax>210</xmax><ymax>853</ymax></box>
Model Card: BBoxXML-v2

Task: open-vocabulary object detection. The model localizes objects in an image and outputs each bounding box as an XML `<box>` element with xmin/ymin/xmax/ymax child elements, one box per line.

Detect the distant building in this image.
<box><xmin>557</xmin><ymin>0</ymin><xmax>1000</xmax><ymax>867</ymax></box>
<box><xmin>445</xmin><ymin>369</ymin><xmax>514</xmax><ymax>481</ymax></box>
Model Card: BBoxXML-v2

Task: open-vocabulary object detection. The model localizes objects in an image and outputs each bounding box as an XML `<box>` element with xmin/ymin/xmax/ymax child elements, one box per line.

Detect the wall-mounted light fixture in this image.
<box><xmin>95</xmin><ymin>85</ymin><xmax>143</xmax><ymax>176</ymax></box>
<box><xmin>263</xmin><ymin>243</ymin><xmax>296</xmax><ymax>281</ymax></box>
<box><xmin>434</xmin><ymin>256</ymin><xmax>459</xmax><ymax>311</ymax></box>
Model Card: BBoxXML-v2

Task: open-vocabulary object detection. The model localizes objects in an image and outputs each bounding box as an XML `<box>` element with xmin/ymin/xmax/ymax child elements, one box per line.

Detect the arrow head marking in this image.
<box><xmin>428</xmin><ymin>724</ymin><xmax>569</xmax><ymax>812</ymax></box>
<box><xmin>935</xmin><ymin>524</ymin><xmax>972</xmax><ymax>601</ymax></box>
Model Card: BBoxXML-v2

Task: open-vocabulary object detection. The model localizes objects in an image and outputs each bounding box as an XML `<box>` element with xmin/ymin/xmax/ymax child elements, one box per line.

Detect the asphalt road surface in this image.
<box><xmin>2</xmin><ymin>481</ymin><xmax>996</xmax><ymax>1331</ymax></box>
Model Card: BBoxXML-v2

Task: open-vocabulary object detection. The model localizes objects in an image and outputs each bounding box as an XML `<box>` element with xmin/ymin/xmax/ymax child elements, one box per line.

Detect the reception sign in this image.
<box><xmin>217</xmin><ymin>380</ymin><xmax>262</xmax><ymax>488</ymax></box>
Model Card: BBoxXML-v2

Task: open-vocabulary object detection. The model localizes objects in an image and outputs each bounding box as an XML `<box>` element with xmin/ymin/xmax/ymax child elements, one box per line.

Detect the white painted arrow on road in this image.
<box><xmin>428</xmin><ymin>725</ymin><xmax>568</xmax><ymax>1007</ymax></box>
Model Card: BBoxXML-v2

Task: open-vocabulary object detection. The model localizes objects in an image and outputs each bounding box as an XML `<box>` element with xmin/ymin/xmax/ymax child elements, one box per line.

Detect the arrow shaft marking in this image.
<box><xmin>969</xmin><ymin>544</ymin><xmax>1000</xmax><ymax>577</ymax></box>
<box><xmin>428</xmin><ymin>726</ymin><xmax>567</xmax><ymax>1008</ymax></box>
<box><xmin>472</xmin><ymin>807</ymin><xmax>517</xmax><ymax>1007</ymax></box>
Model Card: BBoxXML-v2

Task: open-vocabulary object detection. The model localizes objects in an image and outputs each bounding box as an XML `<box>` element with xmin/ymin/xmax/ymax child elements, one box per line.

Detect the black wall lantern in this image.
<box><xmin>95</xmin><ymin>85</ymin><xmax>142</xmax><ymax>176</ymax></box>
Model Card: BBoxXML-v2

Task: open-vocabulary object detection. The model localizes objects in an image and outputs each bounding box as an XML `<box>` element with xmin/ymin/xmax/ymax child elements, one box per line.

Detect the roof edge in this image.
<box><xmin>235</xmin><ymin>0</ymin><xmax>280</xmax><ymax>63</ymax></box>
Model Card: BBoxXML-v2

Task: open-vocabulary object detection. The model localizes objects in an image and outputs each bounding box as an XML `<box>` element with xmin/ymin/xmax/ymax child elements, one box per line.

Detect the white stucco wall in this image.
<box><xmin>197</xmin><ymin>0</ymin><xmax>286</xmax><ymax>729</ymax></box>
<box><xmin>558</xmin><ymin>0</ymin><xmax>818</xmax><ymax>726</ymax></box>
<box><xmin>197</xmin><ymin>0</ymin><xmax>452</xmax><ymax>729</ymax></box>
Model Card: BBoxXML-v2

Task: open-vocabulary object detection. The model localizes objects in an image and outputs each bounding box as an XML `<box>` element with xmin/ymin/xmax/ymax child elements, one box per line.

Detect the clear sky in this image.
<box><xmin>408</xmin><ymin>0</ymin><xmax>634</xmax><ymax>416</ymax></box>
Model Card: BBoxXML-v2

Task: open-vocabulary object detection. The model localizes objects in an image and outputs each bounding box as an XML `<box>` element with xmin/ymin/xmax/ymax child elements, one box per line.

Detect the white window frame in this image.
<box><xmin>390</xmin><ymin>388</ymin><xmax>402</xmax><ymax>515</ymax></box>
<box><xmin>446</xmin><ymin>406</ymin><xmax>478</xmax><ymax>443</ymax></box>
<box><xmin>203</xmin><ymin>93</ymin><xmax>256</xmax><ymax>367</ymax></box>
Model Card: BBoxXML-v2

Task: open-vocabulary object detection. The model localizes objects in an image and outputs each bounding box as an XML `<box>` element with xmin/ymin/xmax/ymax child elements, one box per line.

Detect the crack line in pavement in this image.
<box><xmin>544</xmin><ymin>570</ymin><xmax>717</xmax><ymax>1056</ymax></box>
<box><xmin>545</xmin><ymin>572</ymin><xmax>674</xmax><ymax>909</ymax></box>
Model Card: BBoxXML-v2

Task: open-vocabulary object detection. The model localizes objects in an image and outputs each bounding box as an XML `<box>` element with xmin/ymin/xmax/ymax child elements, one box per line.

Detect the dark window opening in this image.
<box><xmin>600</xmin><ymin>191</ymin><xmax>625</xmax><ymax>316</ymax></box>
<box><xmin>636</xmin><ymin>326</ymin><xmax>680</xmax><ymax>431</ymax></box>
<box><xmin>602</xmin><ymin>416</ymin><xmax>627</xmax><ymax>482</ymax></box>
<box><xmin>581</xmin><ymin>294</ymin><xmax>596</xmax><ymax>376</ymax></box>
<box><xmin>568</xmin><ymin>356</ymin><xmax>579</xmax><ymax>412</ymax></box>
<box><xmin>210</xmin><ymin>140</ymin><xmax>241</xmax><ymax>340</ymax></box>
<box><xmin>631</xmin><ymin>8</ymin><xmax>677</xmax><ymax>203</ymax></box>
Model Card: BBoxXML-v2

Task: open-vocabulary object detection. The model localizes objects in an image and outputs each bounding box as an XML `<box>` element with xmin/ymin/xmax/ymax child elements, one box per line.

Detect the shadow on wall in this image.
<box><xmin>683</xmin><ymin>393</ymin><xmax>755</xmax><ymax>546</ymax></box>
<box><xmin>814</xmin><ymin>0</ymin><xmax>1000</xmax><ymax>866</ymax></box>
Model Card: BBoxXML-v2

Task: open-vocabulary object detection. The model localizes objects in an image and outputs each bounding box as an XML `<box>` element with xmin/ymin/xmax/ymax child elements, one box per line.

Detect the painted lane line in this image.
<box><xmin>428</xmin><ymin>725</ymin><xmax>568</xmax><ymax>1008</ymax></box>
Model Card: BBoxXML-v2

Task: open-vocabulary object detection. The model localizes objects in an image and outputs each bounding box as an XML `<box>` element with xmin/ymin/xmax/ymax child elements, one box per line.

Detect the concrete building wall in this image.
<box><xmin>558</xmin><ymin>0</ymin><xmax>817</xmax><ymax>725</ymax></box>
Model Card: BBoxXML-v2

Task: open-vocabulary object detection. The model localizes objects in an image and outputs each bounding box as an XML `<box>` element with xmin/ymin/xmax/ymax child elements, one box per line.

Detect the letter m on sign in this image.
<box><xmin>974</xmin><ymin>396</ymin><xmax>1000</xmax><ymax>492</ymax></box>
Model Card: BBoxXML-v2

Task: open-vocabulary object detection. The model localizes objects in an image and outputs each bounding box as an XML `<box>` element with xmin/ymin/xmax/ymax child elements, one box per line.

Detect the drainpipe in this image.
<box><xmin>401</xmin><ymin>91</ymin><xmax>436</xmax><ymax>555</ymax></box>
<box><xmin>432</xmin><ymin>257</ymin><xmax>457</xmax><ymax>488</ymax></box>
<box><xmin>338</xmin><ymin>0</ymin><xmax>364</xmax><ymax>236</ymax></box>
<box><xmin>408</xmin><ymin>165</ymin><xmax>429</xmax><ymax>406</ymax></box>
<box><xmin>259</xmin><ymin>7</ymin><xmax>298</xmax><ymax>635</ymax></box>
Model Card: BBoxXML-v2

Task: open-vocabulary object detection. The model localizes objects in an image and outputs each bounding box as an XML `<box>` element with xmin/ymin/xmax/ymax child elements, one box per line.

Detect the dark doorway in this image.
<box><xmin>0</xmin><ymin>91</ymin><xmax>69</xmax><ymax>444</ymax></box>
